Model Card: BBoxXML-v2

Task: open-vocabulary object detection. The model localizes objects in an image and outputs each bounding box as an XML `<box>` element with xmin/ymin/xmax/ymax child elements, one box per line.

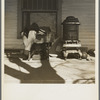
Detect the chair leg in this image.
<box><xmin>23</xmin><ymin>50</ymin><xmax>29</xmax><ymax>60</ymax></box>
<box><xmin>28</xmin><ymin>51</ymin><xmax>35</xmax><ymax>61</ymax></box>
<box><xmin>28</xmin><ymin>52</ymin><xmax>31</xmax><ymax>61</ymax></box>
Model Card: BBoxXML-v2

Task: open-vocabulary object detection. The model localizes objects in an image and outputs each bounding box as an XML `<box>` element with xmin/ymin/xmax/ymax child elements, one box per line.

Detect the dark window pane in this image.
<box><xmin>38</xmin><ymin>0</ymin><xmax>43</xmax><ymax>10</ymax></box>
<box><xmin>28</xmin><ymin>0</ymin><xmax>32</xmax><ymax>9</ymax></box>
<box><xmin>43</xmin><ymin>0</ymin><xmax>48</xmax><ymax>10</ymax></box>
<box><xmin>50</xmin><ymin>0</ymin><xmax>53</xmax><ymax>10</ymax></box>
<box><xmin>23</xmin><ymin>0</ymin><xmax>27</xmax><ymax>9</ymax></box>
<box><xmin>52</xmin><ymin>0</ymin><xmax>57</xmax><ymax>10</ymax></box>
<box><xmin>21</xmin><ymin>0</ymin><xmax>23</xmax><ymax>9</ymax></box>
<box><xmin>22</xmin><ymin>0</ymin><xmax>57</xmax><ymax>10</ymax></box>
<box><xmin>48</xmin><ymin>0</ymin><xmax>51</xmax><ymax>10</ymax></box>
<box><xmin>32</xmin><ymin>0</ymin><xmax>38</xmax><ymax>10</ymax></box>
<box><xmin>23</xmin><ymin>12</ymin><xmax>30</xmax><ymax>28</ymax></box>
<box><xmin>50</xmin><ymin>0</ymin><xmax>57</xmax><ymax>10</ymax></box>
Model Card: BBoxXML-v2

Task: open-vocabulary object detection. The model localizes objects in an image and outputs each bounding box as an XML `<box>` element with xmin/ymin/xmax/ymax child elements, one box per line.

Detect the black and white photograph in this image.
<box><xmin>2</xmin><ymin>0</ymin><xmax>99</xmax><ymax>100</ymax></box>
<box><xmin>4</xmin><ymin>0</ymin><xmax>97</xmax><ymax>84</ymax></box>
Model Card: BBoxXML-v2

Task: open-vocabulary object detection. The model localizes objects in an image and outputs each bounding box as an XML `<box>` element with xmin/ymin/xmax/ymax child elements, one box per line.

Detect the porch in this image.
<box><xmin>4</xmin><ymin>50</ymin><xmax>95</xmax><ymax>84</ymax></box>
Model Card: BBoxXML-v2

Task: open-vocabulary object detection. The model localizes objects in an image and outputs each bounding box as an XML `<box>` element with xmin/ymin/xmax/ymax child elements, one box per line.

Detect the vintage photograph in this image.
<box><xmin>4</xmin><ymin>0</ymin><xmax>95</xmax><ymax>84</ymax></box>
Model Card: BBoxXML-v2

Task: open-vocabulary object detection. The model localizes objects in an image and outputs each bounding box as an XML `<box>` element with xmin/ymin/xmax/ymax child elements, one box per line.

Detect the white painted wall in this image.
<box><xmin>5</xmin><ymin>0</ymin><xmax>24</xmax><ymax>49</ymax></box>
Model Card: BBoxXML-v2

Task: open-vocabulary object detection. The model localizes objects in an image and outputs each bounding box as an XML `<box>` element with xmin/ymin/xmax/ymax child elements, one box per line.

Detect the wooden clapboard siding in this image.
<box><xmin>62</xmin><ymin>0</ymin><xmax>95</xmax><ymax>49</ymax></box>
<box><xmin>5</xmin><ymin>0</ymin><xmax>23</xmax><ymax>49</ymax></box>
<box><xmin>5</xmin><ymin>0</ymin><xmax>95</xmax><ymax>50</ymax></box>
<box><xmin>5</xmin><ymin>44</ymin><xmax>24</xmax><ymax>49</ymax></box>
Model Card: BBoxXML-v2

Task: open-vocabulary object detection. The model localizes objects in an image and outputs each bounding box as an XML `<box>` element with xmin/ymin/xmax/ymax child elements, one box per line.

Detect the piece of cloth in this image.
<box><xmin>22</xmin><ymin>29</ymin><xmax>47</xmax><ymax>51</ymax></box>
<box><xmin>22</xmin><ymin>30</ymin><xmax>37</xmax><ymax>51</ymax></box>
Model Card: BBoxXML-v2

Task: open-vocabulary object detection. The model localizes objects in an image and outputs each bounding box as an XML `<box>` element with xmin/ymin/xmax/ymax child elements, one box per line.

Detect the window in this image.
<box><xmin>17</xmin><ymin>0</ymin><xmax>61</xmax><ymax>39</ymax></box>
<box><xmin>21</xmin><ymin>0</ymin><xmax>57</xmax><ymax>11</ymax></box>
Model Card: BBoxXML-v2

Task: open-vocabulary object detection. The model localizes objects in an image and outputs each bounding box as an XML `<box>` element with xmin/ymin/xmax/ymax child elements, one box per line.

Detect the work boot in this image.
<box><xmin>23</xmin><ymin>50</ymin><xmax>29</xmax><ymax>60</ymax></box>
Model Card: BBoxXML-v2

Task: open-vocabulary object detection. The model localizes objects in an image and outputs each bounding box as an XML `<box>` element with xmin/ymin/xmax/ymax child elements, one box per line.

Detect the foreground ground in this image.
<box><xmin>4</xmin><ymin>52</ymin><xmax>95</xmax><ymax>84</ymax></box>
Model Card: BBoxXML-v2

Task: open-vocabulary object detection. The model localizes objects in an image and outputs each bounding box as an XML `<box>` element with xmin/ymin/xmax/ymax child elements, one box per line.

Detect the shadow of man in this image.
<box><xmin>5</xmin><ymin>56</ymin><xmax>65</xmax><ymax>83</ymax></box>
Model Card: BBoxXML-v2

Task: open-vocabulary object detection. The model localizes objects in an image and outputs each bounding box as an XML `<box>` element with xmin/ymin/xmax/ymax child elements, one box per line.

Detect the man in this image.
<box><xmin>21</xmin><ymin>23</ymin><xmax>46</xmax><ymax>60</ymax></box>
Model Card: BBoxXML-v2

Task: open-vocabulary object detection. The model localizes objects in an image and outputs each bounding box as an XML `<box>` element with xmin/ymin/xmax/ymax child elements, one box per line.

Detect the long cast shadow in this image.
<box><xmin>5</xmin><ymin>55</ymin><xmax>65</xmax><ymax>83</ymax></box>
